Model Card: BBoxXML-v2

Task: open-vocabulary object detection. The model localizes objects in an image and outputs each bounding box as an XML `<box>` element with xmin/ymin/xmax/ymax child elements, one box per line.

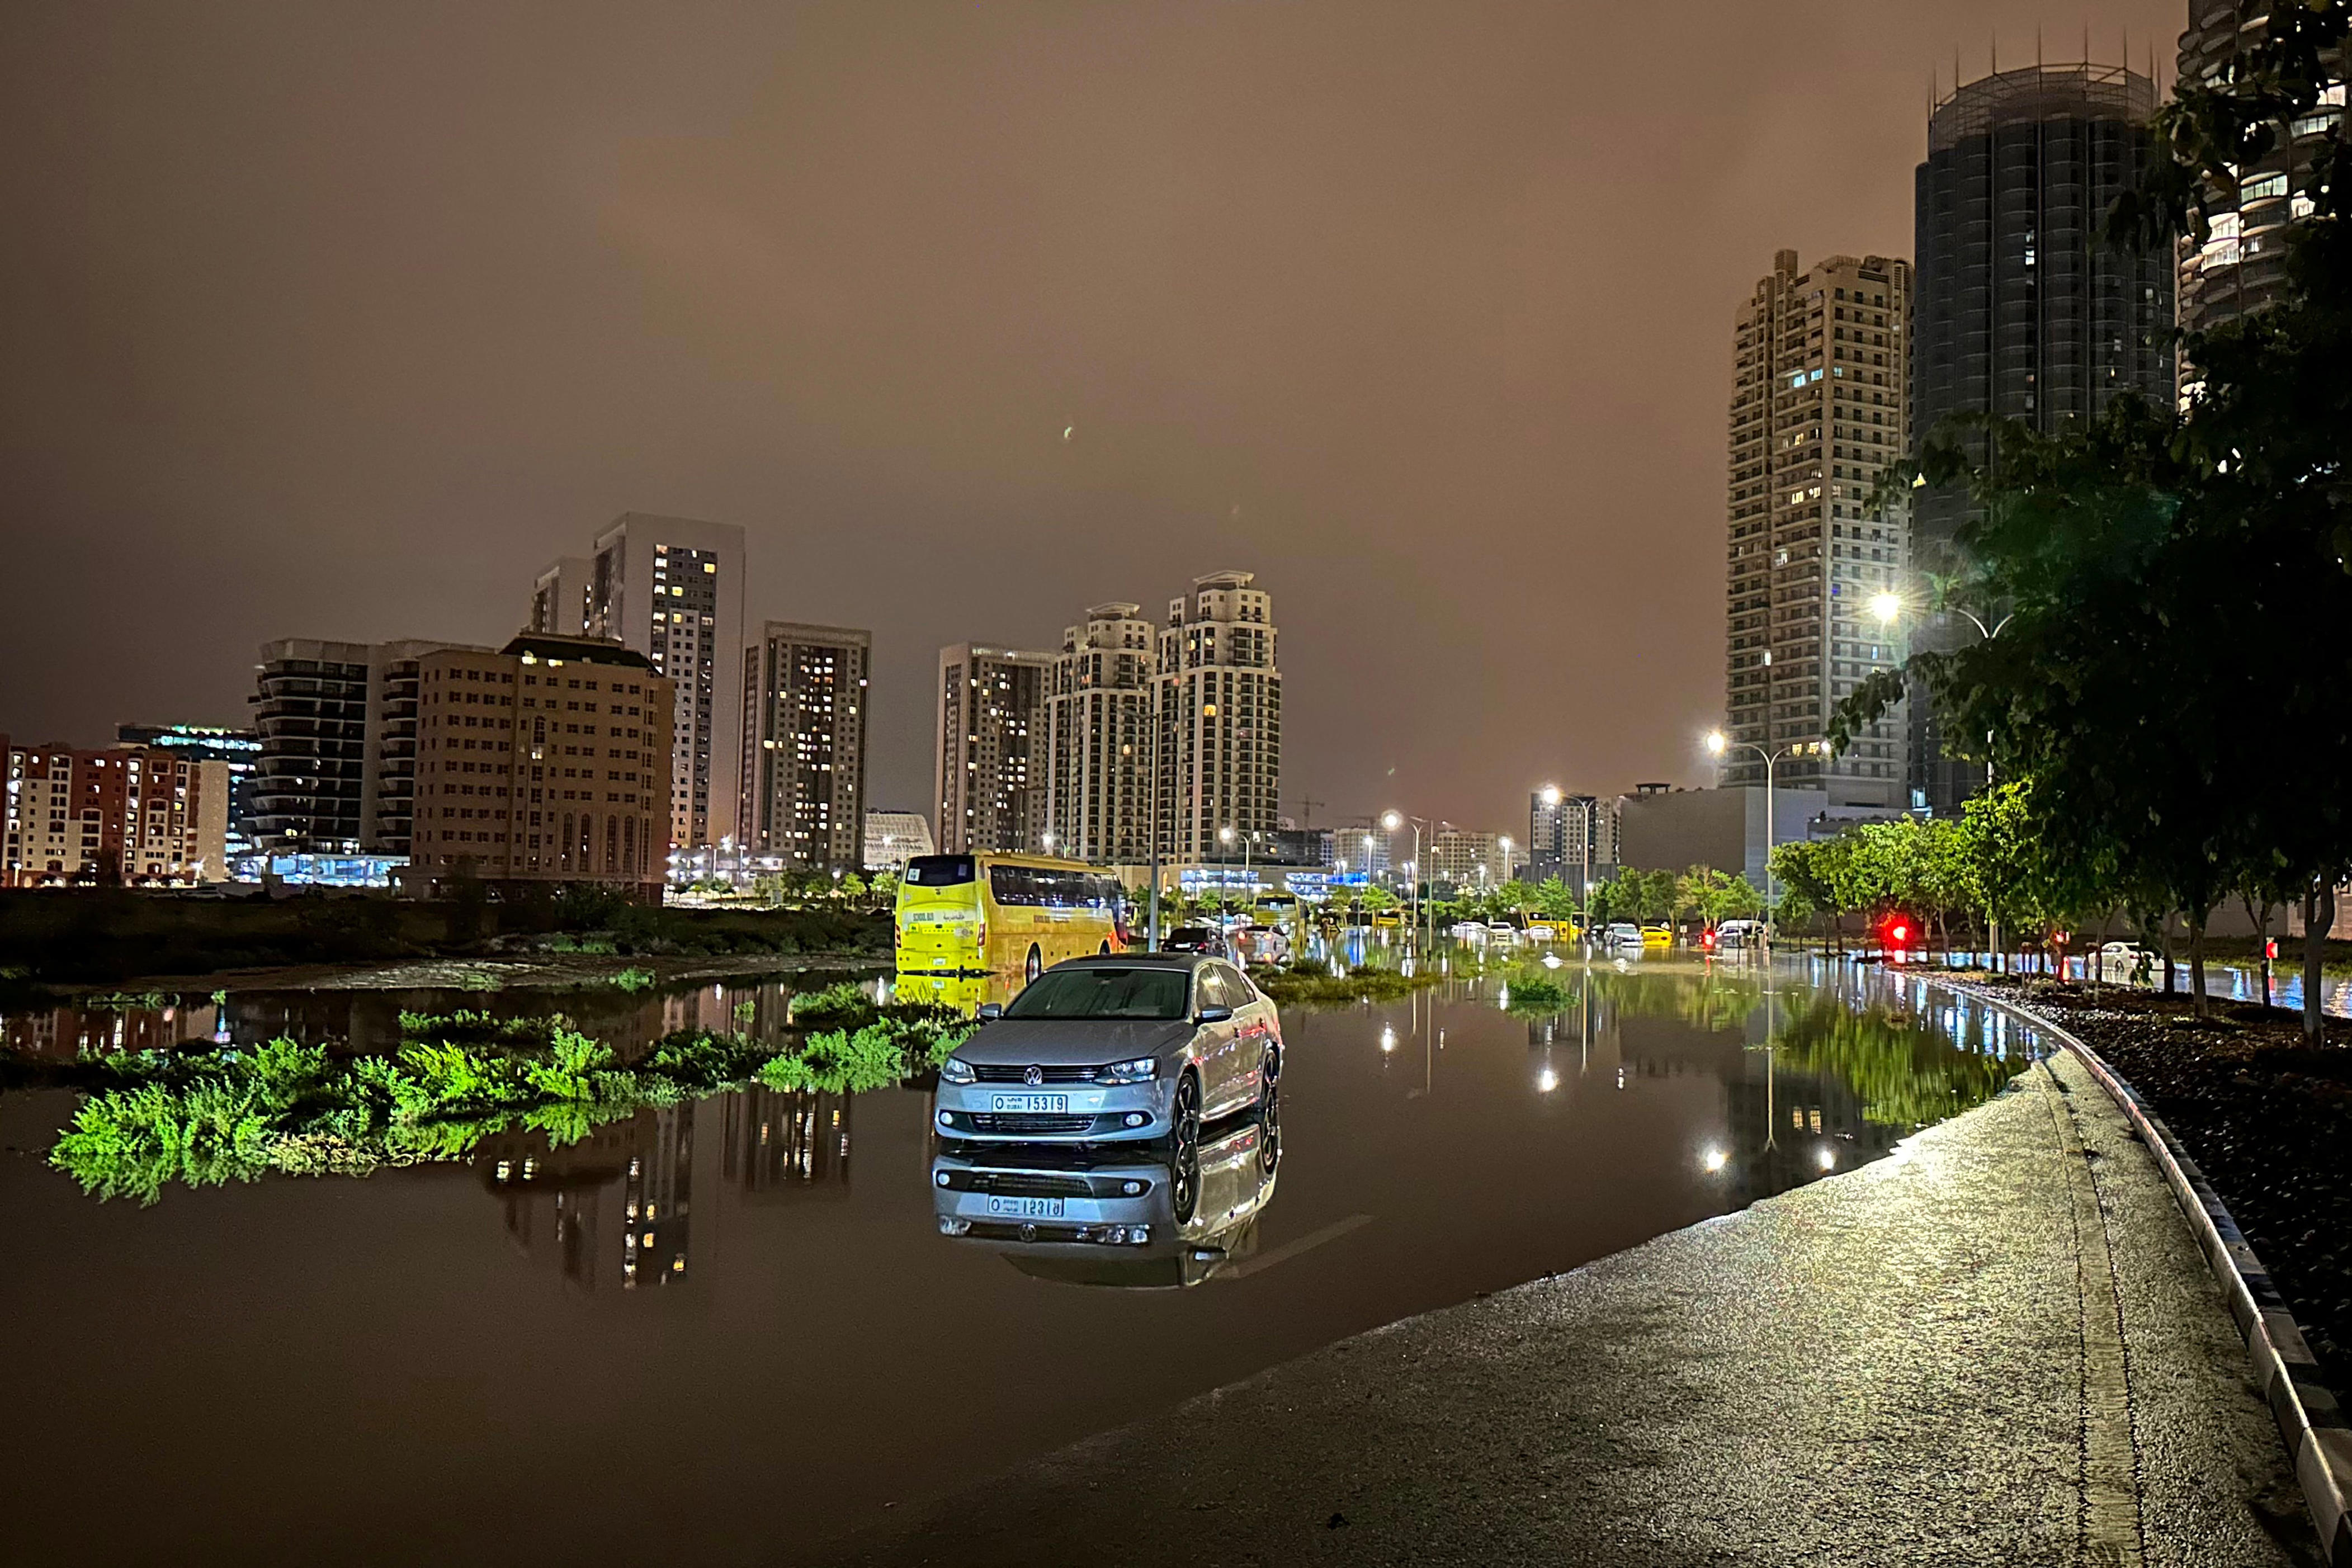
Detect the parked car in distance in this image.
<box><xmin>1716</xmin><ymin>919</ymin><xmax>1764</xmax><ymax>950</ymax></box>
<box><xmin>934</xmin><ymin>955</ymin><xmax>1281</xmax><ymax>1149</ymax></box>
<box><xmin>1230</xmin><ymin>924</ymin><xmax>1291</xmax><ymax>967</ymax></box>
<box><xmin>1604</xmin><ymin>922</ymin><xmax>1645</xmax><ymax>950</ymax></box>
<box><xmin>1161</xmin><ymin>925</ymin><xmax>1229</xmax><ymax>957</ymax></box>
<box><xmin>1485</xmin><ymin>921</ymin><xmax>1522</xmax><ymax>943</ymax></box>
<box><xmin>2097</xmin><ymin>941</ymin><xmax>2160</xmax><ymax>983</ymax></box>
<box><xmin>1641</xmin><ymin>923</ymin><xmax>1674</xmax><ymax>950</ymax></box>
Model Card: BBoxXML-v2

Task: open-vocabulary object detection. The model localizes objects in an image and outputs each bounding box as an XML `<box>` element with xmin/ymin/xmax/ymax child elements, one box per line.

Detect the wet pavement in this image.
<box><xmin>837</xmin><ymin>1048</ymin><xmax>2319</xmax><ymax>1567</ymax></box>
<box><xmin>1</xmin><ymin>957</ymin><xmax>2289</xmax><ymax>1564</ymax></box>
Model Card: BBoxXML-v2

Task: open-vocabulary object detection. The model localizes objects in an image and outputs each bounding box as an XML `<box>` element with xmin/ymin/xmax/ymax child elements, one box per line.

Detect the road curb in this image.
<box><xmin>1962</xmin><ymin>984</ymin><xmax>2351</xmax><ymax>1565</ymax></box>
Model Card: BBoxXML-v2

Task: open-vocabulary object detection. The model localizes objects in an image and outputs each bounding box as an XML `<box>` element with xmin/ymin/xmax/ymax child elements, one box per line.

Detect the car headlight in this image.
<box><xmin>1094</xmin><ymin>1056</ymin><xmax>1159</xmax><ymax>1085</ymax></box>
<box><xmin>939</xmin><ymin>1056</ymin><xmax>976</xmax><ymax>1084</ymax></box>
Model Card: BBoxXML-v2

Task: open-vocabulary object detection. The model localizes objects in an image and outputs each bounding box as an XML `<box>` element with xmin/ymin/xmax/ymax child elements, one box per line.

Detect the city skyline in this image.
<box><xmin>0</xmin><ymin>2</ymin><xmax>2195</xmax><ymax>833</ymax></box>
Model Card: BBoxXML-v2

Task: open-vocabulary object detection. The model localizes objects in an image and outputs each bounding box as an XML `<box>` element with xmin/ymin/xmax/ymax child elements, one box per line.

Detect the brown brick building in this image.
<box><xmin>409</xmin><ymin>633</ymin><xmax>673</xmax><ymax>899</ymax></box>
<box><xmin>2</xmin><ymin>739</ymin><xmax>232</xmax><ymax>887</ymax></box>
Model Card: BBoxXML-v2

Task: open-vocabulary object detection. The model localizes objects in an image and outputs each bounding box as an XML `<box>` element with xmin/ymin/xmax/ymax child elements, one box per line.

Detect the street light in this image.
<box><xmin>1705</xmin><ymin>730</ymin><xmax>1829</xmax><ymax>952</ymax></box>
<box><xmin>1383</xmin><ymin>809</ymin><xmax>1433</xmax><ymax>950</ymax></box>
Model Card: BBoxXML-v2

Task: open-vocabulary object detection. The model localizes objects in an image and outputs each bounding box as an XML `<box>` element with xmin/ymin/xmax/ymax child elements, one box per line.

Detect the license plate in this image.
<box><xmin>989</xmin><ymin>1093</ymin><xmax>1069</xmax><ymax>1114</ymax></box>
<box><xmin>985</xmin><ymin>1196</ymin><xmax>1065</xmax><ymax>1218</ymax></box>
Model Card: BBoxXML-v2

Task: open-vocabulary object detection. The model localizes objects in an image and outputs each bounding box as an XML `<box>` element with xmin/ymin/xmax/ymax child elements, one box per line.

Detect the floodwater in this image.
<box><xmin>0</xmin><ymin>956</ymin><xmax>2044</xmax><ymax>1566</ymax></box>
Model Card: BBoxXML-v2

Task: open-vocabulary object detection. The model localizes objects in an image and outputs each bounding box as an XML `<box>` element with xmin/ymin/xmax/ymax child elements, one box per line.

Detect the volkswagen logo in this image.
<box><xmin>1023</xmin><ymin>1065</ymin><xmax>1044</xmax><ymax>1086</ymax></box>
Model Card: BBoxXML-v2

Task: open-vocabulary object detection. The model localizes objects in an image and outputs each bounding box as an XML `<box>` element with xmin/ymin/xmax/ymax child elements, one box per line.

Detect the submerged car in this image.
<box><xmin>1160</xmin><ymin>925</ymin><xmax>1230</xmax><ymax>957</ymax></box>
<box><xmin>930</xmin><ymin>1113</ymin><xmax>1281</xmax><ymax>1288</ymax></box>
<box><xmin>1604</xmin><ymin>921</ymin><xmax>1645</xmax><ymax>950</ymax></box>
<box><xmin>1230</xmin><ymin>924</ymin><xmax>1291</xmax><ymax>967</ymax></box>
<box><xmin>933</xmin><ymin>954</ymin><xmax>1281</xmax><ymax>1148</ymax></box>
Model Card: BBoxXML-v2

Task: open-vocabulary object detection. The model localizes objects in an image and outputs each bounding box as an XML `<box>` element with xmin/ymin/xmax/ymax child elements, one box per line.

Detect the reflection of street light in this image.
<box><xmin>1702</xmin><ymin>1146</ymin><xmax>1728</xmax><ymax>1173</ymax></box>
<box><xmin>1537</xmin><ymin>1066</ymin><xmax>1559</xmax><ymax>1094</ymax></box>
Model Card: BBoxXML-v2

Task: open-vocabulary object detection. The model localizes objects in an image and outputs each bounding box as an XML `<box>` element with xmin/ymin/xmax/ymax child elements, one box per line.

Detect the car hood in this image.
<box><xmin>955</xmin><ymin>1017</ymin><xmax>1194</xmax><ymax>1067</ymax></box>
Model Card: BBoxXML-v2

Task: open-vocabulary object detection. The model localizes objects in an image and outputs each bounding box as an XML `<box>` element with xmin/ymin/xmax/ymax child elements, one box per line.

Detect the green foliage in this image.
<box><xmin>790</xmin><ymin>980</ymin><xmax>877</xmax><ymax>1030</ymax></box>
<box><xmin>610</xmin><ymin>966</ymin><xmax>658</xmax><ymax>993</ymax></box>
<box><xmin>1500</xmin><ymin>970</ymin><xmax>1571</xmax><ymax>1014</ymax></box>
<box><xmin>45</xmin><ymin>1008</ymin><xmax>967</xmax><ymax>1205</ymax></box>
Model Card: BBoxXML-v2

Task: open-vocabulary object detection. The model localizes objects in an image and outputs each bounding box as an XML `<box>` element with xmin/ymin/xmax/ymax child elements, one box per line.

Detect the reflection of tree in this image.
<box><xmin>1766</xmin><ymin>993</ymin><xmax>2020</xmax><ymax>1128</ymax></box>
<box><xmin>1576</xmin><ymin>967</ymin><xmax>1767</xmax><ymax>1032</ymax></box>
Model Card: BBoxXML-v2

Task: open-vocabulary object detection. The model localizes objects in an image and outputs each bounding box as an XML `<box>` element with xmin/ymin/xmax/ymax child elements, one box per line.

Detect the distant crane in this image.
<box><xmin>1291</xmin><ymin>795</ymin><xmax>1325</xmax><ymax>827</ymax></box>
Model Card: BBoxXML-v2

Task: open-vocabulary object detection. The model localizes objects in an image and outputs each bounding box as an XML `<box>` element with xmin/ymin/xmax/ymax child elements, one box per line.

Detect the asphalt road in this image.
<box><xmin>821</xmin><ymin>1051</ymin><xmax>2322</xmax><ymax>1567</ymax></box>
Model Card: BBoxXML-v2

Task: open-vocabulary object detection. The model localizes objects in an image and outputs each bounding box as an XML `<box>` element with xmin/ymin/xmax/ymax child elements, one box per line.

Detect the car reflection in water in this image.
<box><xmin>931</xmin><ymin>1112</ymin><xmax>1281</xmax><ymax>1290</ymax></box>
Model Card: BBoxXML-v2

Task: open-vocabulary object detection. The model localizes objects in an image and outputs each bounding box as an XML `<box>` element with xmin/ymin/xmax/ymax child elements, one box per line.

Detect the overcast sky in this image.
<box><xmin>0</xmin><ymin>1</ymin><xmax>2185</xmax><ymax>834</ymax></box>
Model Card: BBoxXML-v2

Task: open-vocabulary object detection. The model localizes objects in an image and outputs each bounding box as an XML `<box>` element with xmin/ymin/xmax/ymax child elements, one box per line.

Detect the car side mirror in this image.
<box><xmin>1194</xmin><ymin>1005</ymin><xmax>1234</xmax><ymax>1025</ymax></box>
<box><xmin>977</xmin><ymin>1003</ymin><xmax>1003</xmax><ymax>1021</ymax></box>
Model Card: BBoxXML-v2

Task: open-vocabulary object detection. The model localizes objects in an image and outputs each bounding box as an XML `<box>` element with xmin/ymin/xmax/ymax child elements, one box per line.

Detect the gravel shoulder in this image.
<box><xmin>1981</xmin><ymin>980</ymin><xmax>2352</xmax><ymax>1386</ymax></box>
<box><xmin>819</xmin><ymin>1050</ymin><xmax>2318</xmax><ymax>1567</ymax></box>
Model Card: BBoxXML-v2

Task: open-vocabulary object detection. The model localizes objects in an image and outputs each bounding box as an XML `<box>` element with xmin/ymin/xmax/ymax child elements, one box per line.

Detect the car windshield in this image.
<box><xmin>1004</xmin><ymin>966</ymin><xmax>1191</xmax><ymax>1021</ymax></box>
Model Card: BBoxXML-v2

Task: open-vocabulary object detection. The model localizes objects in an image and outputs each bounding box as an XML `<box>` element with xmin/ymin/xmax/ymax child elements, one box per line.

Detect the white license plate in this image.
<box><xmin>989</xmin><ymin>1093</ymin><xmax>1069</xmax><ymax>1114</ymax></box>
<box><xmin>985</xmin><ymin>1196</ymin><xmax>1065</xmax><ymax>1218</ymax></box>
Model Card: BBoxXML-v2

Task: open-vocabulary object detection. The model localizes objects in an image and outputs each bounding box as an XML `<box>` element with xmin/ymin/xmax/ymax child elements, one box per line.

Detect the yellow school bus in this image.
<box><xmin>895</xmin><ymin>853</ymin><xmax>1128</xmax><ymax>983</ymax></box>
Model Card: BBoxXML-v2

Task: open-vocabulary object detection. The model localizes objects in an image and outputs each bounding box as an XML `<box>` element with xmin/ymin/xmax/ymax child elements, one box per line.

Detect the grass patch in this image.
<box><xmin>1500</xmin><ymin>971</ymin><xmax>1573</xmax><ymax>1014</ymax></box>
<box><xmin>46</xmin><ymin>1009</ymin><xmax>975</xmax><ymax>1205</ymax></box>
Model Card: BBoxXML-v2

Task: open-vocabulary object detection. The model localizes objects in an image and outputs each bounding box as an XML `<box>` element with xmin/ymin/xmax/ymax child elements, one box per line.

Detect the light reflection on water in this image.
<box><xmin>0</xmin><ymin>955</ymin><xmax>2047</xmax><ymax>1565</ymax></box>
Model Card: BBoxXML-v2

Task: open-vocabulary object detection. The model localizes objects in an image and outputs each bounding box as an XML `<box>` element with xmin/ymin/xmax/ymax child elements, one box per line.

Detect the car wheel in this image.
<box><xmin>1025</xmin><ymin>944</ymin><xmax>1042</xmax><ymax>984</ymax></box>
<box><xmin>1170</xmin><ymin>1069</ymin><xmax>1201</xmax><ymax>1166</ymax></box>
<box><xmin>1257</xmin><ymin>1078</ymin><xmax>1281</xmax><ymax>1175</ymax></box>
<box><xmin>1170</xmin><ymin>1135</ymin><xmax>1200</xmax><ymax>1225</ymax></box>
<box><xmin>1256</xmin><ymin>1044</ymin><xmax>1280</xmax><ymax>1104</ymax></box>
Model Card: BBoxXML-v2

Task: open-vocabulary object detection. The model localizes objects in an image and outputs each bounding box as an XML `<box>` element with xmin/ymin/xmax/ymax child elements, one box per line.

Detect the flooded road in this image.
<box><xmin>0</xmin><ymin>957</ymin><xmax>2044</xmax><ymax>1566</ymax></box>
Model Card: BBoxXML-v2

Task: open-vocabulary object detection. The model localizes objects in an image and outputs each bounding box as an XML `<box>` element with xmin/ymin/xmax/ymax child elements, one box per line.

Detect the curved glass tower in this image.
<box><xmin>1909</xmin><ymin>62</ymin><xmax>2174</xmax><ymax>816</ymax></box>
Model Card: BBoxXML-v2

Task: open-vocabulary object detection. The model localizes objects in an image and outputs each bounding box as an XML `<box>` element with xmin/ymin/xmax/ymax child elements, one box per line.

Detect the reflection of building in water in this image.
<box><xmin>624</xmin><ymin>1105</ymin><xmax>695</xmax><ymax>1288</ymax></box>
<box><xmin>476</xmin><ymin>1118</ymin><xmax>637</xmax><ymax>1293</ymax></box>
<box><xmin>2</xmin><ymin>1001</ymin><xmax>220</xmax><ymax>1061</ymax></box>
<box><xmin>721</xmin><ymin>1088</ymin><xmax>852</xmax><ymax>1198</ymax></box>
<box><xmin>1720</xmin><ymin>1050</ymin><xmax>1901</xmax><ymax>1202</ymax></box>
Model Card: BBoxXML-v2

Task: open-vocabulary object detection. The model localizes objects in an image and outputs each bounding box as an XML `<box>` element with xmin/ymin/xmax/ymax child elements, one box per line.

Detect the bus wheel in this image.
<box><xmin>1099</xmin><ymin>939</ymin><xmax>1111</xmax><ymax>955</ymax></box>
<box><xmin>1025</xmin><ymin>945</ymin><xmax>1042</xmax><ymax>984</ymax></box>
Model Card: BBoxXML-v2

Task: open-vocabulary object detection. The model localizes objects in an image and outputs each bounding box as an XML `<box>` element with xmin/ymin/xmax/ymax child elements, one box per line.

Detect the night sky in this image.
<box><xmin>0</xmin><ymin>1</ymin><xmax>2184</xmax><ymax>833</ymax></box>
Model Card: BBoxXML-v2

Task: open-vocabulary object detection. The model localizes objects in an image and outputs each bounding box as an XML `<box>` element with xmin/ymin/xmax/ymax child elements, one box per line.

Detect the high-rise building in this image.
<box><xmin>116</xmin><ymin>724</ymin><xmax>260</xmax><ymax>857</ymax></box>
<box><xmin>528</xmin><ymin>556</ymin><xmax>595</xmax><ymax>637</ymax></box>
<box><xmin>2178</xmin><ymin>9</ymin><xmax>2345</xmax><ymax>339</ymax></box>
<box><xmin>739</xmin><ymin>622</ymin><xmax>870</xmax><ymax>873</ymax></box>
<box><xmin>862</xmin><ymin>810</ymin><xmax>934</xmax><ymax>870</ymax></box>
<box><xmin>408</xmin><ymin>632</ymin><xmax>673</xmax><ymax>898</ymax></box>
<box><xmin>583</xmin><ymin>513</ymin><xmax>747</xmax><ymax>851</ymax></box>
<box><xmin>249</xmin><ymin>637</ymin><xmax>487</xmax><ymax>856</ymax></box>
<box><xmin>1528</xmin><ymin>790</ymin><xmax>1619</xmax><ymax>893</ymax></box>
<box><xmin>1155</xmin><ymin>571</ymin><xmax>1281</xmax><ymax>863</ymax></box>
<box><xmin>1047</xmin><ymin>602</ymin><xmax>1159</xmax><ymax>865</ymax></box>
<box><xmin>935</xmin><ymin>644</ymin><xmax>1051</xmax><ymax>855</ymax></box>
<box><xmin>1725</xmin><ymin>252</ymin><xmax>1912</xmax><ymax>812</ymax></box>
<box><xmin>1911</xmin><ymin>63</ymin><xmax>2172</xmax><ymax>813</ymax></box>
<box><xmin>1427</xmin><ymin>829</ymin><xmax>1513</xmax><ymax>892</ymax></box>
<box><xmin>3</xmin><ymin>742</ymin><xmax>230</xmax><ymax>886</ymax></box>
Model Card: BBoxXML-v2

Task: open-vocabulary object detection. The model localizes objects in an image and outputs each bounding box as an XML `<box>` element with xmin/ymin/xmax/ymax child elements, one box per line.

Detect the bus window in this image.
<box><xmin>905</xmin><ymin>854</ymin><xmax>975</xmax><ymax>886</ymax></box>
<box><xmin>990</xmin><ymin>864</ymin><xmax>1038</xmax><ymax>905</ymax></box>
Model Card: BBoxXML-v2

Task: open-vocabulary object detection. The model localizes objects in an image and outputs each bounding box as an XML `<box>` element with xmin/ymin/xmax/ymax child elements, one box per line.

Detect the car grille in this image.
<box><xmin>972</xmin><ymin>1063</ymin><xmax>1096</xmax><ymax>1084</ymax></box>
<box><xmin>966</xmin><ymin>1113</ymin><xmax>1096</xmax><ymax>1135</ymax></box>
<box><xmin>948</xmin><ymin>1171</ymin><xmax>1093</xmax><ymax>1198</ymax></box>
<box><xmin>967</xmin><ymin>1221</ymin><xmax>1089</xmax><ymax>1243</ymax></box>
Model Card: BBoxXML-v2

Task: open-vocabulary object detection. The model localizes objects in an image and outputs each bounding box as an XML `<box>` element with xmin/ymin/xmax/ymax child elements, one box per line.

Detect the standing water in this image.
<box><xmin>0</xmin><ymin>956</ymin><xmax>2042</xmax><ymax>1565</ymax></box>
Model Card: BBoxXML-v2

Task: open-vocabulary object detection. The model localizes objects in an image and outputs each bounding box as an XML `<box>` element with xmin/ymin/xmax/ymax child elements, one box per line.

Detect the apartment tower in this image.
<box><xmin>528</xmin><ymin>557</ymin><xmax>595</xmax><ymax>637</ymax></box>
<box><xmin>408</xmin><ymin>632</ymin><xmax>673</xmax><ymax>899</ymax></box>
<box><xmin>249</xmin><ymin>637</ymin><xmax>488</xmax><ymax>856</ymax></box>
<box><xmin>1047</xmin><ymin>602</ymin><xmax>1159</xmax><ymax>864</ymax></box>
<box><xmin>739</xmin><ymin>622</ymin><xmax>871</xmax><ymax>873</ymax></box>
<box><xmin>2176</xmin><ymin>7</ymin><xmax>2344</xmax><ymax>340</ymax></box>
<box><xmin>1155</xmin><ymin>571</ymin><xmax>1281</xmax><ymax>862</ymax></box>
<box><xmin>1912</xmin><ymin>63</ymin><xmax>2172</xmax><ymax>813</ymax></box>
<box><xmin>1724</xmin><ymin>252</ymin><xmax>1912</xmax><ymax>811</ymax></box>
<box><xmin>581</xmin><ymin>513</ymin><xmax>747</xmax><ymax>852</ymax></box>
<box><xmin>934</xmin><ymin>645</ymin><xmax>1051</xmax><ymax>854</ymax></box>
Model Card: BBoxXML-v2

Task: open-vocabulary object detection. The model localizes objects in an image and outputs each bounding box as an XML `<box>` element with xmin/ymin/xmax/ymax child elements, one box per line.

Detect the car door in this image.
<box><xmin>1191</xmin><ymin>965</ymin><xmax>1243</xmax><ymax>1112</ymax></box>
<box><xmin>1211</xmin><ymin>962</ymin><xmax>1265</xmax><ymax>1114</ymax></box>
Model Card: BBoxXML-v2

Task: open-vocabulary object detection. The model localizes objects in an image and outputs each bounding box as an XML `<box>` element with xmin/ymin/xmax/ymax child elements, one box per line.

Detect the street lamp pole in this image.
<box><xmin>1383</xmin><ymin>810</ymin><xmax>1430</xmax><ymax>950</ymax></box>
<box><xmin>1706</xmin><ymin>731</ymin><xmax>1826</xmax><ymax>955</ymax></box>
